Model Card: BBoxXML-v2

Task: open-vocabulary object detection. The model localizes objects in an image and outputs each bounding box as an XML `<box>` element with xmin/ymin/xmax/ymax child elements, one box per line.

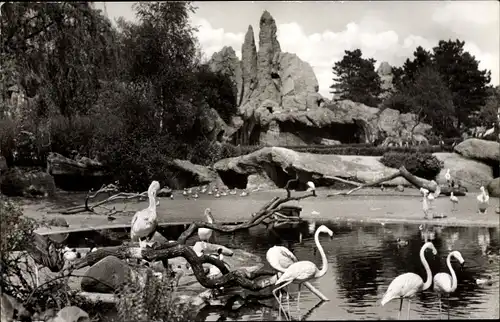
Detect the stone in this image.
<box><xmin>246</xmin><ymin>172</ymin><xmax>277</xmax><ymax>191</ymax></box>
<box><xmin>47</xmin><ymin>152</ymin><xmax>107</xmax><ymax>176</ymax></box>
<box><xmin>486</xmin><ymin>177</ymin><xmax>500</xmax><ymax>197</ymax></box>
<box><xmin>81</xmin><ymin>255</ymin><xmax>132</xmax><ymax>293</ymax></box>
<box><xmin>214</xmin><ymin>147</ymin><xmax>427</xmax><ymax>187</ymax></box>
<box><xmin>240</xmin><ymin>25</ymin><xmax>258</xmax><ymax>107</ymax></box>
<box><xmin>49</xmin><ymin>306</ymin><xmax>90</xmax><ymax>322</ymax></box>
<box><xmin>1</xmin><ymin>292</ymin><xmax>30</xmax><ymax>322</ymax></box>
<box><xmin>198</xmin><ymin>108</ymin><xmax>231</xmax><ymax>142</ymax></box>
<box><xmin>46</xmin><ymin>217</ymin><xmax>69</xmax><ymax>227</ymax></box>
<box><xmin>208</xmin><ymin>46</ymin><xmax>243</xmax><ymax>105</ymax></box>
<box><xmin>377</xmin><ymin>62</ymin><xmax>394</xmax><ymax>99</ymax></box>
<box><xmin>433</xmin><ymin>153</ymin><xmax>494</xmax><ymax>190</ymax></box>
<box><xmin>167</xmin><ymin>159</ymin><xmax>225</xmax><ymax>189</ymax></box>
<box><xmin>0</xmin><ymin>167</ymin><xmax>56</xmax><ymax>197</ymax></box>
<box><xmin>454</xmin><ymin>138</ymin><xmax>500</xmax><ymax>164</ymax></box>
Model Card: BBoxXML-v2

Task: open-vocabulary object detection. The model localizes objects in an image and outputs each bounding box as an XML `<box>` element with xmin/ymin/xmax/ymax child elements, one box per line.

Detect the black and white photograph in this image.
<box><xmin>0</xmin><ymin>1</ymin><xmax>499</xmax><ymax>321</ymax></box>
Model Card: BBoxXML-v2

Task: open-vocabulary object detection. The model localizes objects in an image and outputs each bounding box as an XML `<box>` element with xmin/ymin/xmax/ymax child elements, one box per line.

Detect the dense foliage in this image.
<box><xmin>380</xmin><ymin>152</ymin><xmax>443</xmax><ymax>180</ymax></box>
<box><xmin>330</xmin><ymin>49</ymin><xmax>383</xmax><ymax>106</ymax></box>
<box><xmin>0</xmin><ymin>2</ymin><xmax>239</xmax><ymax>191</ymax></box>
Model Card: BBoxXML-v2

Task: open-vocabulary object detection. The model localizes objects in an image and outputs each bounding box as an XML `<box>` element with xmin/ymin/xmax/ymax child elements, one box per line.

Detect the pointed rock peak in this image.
<box><xmin>377</xmin><ymin>62</ymin><xmax>392</xmax><ymax>75</ymax></box>
<box><xmin>220</xmin><ymin>46</ymin><xmax>236</xmax><ymax>55</ymax></box>
<box><xmin>260</xmin><ymin>10</ymin><xmax>275</xmax><ymax>24</ymax></box>
<box><xmin>244</xmin><ymin>25</ymin><xmax>255</xmax><ymax>42</ymax></box>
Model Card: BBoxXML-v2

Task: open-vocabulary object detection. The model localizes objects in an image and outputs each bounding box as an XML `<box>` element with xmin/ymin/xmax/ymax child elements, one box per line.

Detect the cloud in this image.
<box><xmin>192</xmin><ymin>15</ymin><xmax>499</xmax><ymax>98</ymax></box>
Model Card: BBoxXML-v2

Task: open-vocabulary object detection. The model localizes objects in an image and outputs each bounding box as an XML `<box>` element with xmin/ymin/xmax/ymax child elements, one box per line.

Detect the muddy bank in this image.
<box><xmin>15</xmin><ymin>188</ymin><xmax>498</xmax><ymax>234</ymax></box>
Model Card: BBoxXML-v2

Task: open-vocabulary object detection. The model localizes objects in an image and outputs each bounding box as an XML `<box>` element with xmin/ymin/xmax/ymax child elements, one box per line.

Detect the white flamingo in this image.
<box><xmin>444</xmin><ymin>169</ymin><xmax>452</xmax><ymax>187</ymax></box>
<box><xmin>433</xmin><ymin>250</ymin><xmax>465</xmax><ymax>319</ymax></box>
<box><xmin>272</xmin><ymin>225</ymin><xmax>333</xmax><ymax>320</ymax></box>
<box><xmin>130</xmin><ymin>181</ymin><xmax>161</xmax><ymax>249</ymax></box>
<box><xmin>427</xmin><ymin>182</ymin><xmax>441</xmax><ymax>210</ymax></box>
<box><xmin>381</xmin><ymin>241</ymin><xmax>438</xmax><ymax>320</ymax></box>
<box><xmin>450</xmin><ymin>192</ymin><xmax>459</xmax><ymax>212</ymax></box>
<box><xmin>477</xmin><ymin>186</ymin><xmax>489</xmax><ymax>213</ymax></box>
<box><xmin>420</xmin><ymin>188</ymin><xmax>430</xmax><ymax>218</ymax></box>
<box><xmin>197</xmin><ymin>208</ymin><xmax>215</xmax><ymax>248</ymax></box>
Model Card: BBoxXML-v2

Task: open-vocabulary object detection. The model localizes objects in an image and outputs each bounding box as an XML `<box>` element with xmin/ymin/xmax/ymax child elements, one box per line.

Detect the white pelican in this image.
<box><xmin>272</xmin><ymin>225</ymin><xmax>333</xmax><ymax>319</ymax></box>
<box><xmin>170</xmin><ymin>193</ymin><xmax>174</xmax><ymax>200</ymax></box>
<box><xmin>130</xmin><ymin>181</ymin><xmax>161</xmax><ymax>249</ymax></box>
<box><xmin>182</xmin><ymin>188</ymin><xmax>189</xmax><ymax>197</ymax></box>
<box><xmin>444</xmin><ymin>169</ymin><xmax>452</xmax><ymax>187</ymax></box>
<box><xmin>62</xmin><ymin>246</ymin><xmax>81</xmax><ymax>262</ymax></box>
<box><xmin>240</xmin><ymin>190</ymin><xmax>248</xmax><ymax>197</ymax></box>
<box><xmin>381</xmin><ymin>241</ymin><xmax>437</xmax><ymax>320</ymax></box>
<box><xmin>197</xmin><ymin>208</ymin><xmax>214</xmax><ymax>248</ymax></box>
<box><xmin>215</xmin><ymin>191</ymin><xmax>221</xmax><ymax>198</ymax></box>
<box><xmin>200</xmin><ymin>185</ymin><xmax>208</xmax><ymax>194</ymax></box>
<box><xmin>477</xmin><ymin>186</ymin><xmax>489</xmax><ymax>213</ymax></box>
<box><xmin>433</xmin><ymin>250</ymin><xmax>465</xmax><ymax>319</ymax></box>
<box><xmin>450</xmin><ymin>192</ymin><xmax>459</xmax><ymax>211</ymax></box>
<box><xmin>306</xmin><ymin>181</ymin><xmax>315</xmax><ymax>191</ymax></box>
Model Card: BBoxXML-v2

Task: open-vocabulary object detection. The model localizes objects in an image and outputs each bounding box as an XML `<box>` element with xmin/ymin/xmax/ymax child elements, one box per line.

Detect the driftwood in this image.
<box><xmin>327</xmin><ymin>166</ymin><xmax>467</xmax><ymax>197</ymax></box>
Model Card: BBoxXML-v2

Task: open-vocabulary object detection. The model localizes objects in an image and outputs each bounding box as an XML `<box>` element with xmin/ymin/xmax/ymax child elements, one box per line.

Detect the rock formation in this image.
<box><xmin>208</xmin><ymin>11</ymin><xmax>431</xmax><ymax>146</ymax></box>
<box><xmin>377</xmin><ymin>61</ymin><xmax>394</xmax><ymax>99</ymax></box>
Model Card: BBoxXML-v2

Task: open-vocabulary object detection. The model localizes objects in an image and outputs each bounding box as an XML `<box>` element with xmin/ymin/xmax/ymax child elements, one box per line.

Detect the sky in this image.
<box><xmin>93</xmin><ymin>1</ymin><xmax>500</xmax><ymax>98</ymax></box>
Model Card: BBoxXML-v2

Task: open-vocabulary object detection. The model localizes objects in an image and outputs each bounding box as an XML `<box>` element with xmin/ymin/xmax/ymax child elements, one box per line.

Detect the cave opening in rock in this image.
<box><xmin>217</xmin><ymin>170</ymin><xmax>248</xmax><ymax>189</ymax></box>
<box><xmin>279</xmin><ymin>121</ymin><xmax>365</xmax><ymax>144</ymax></box>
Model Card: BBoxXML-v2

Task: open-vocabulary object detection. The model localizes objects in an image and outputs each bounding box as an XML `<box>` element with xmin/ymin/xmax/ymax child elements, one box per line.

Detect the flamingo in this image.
<box><xmin>477</xmin><ymin>186</ymin><xmax>489</xmax><ymax>213</ymax></box>
<box><xmin>130</xmin><ymin>181</ymin><xmax>161</xmax><ymax>250</ymax></box>
<box><xmin>444</xmin><ymin>169</ymin><xmax>452</xmax><ymax>187</ymax></box>
<box><xmin>272</xmin><ymin>225</ymin><xmax>333</xmax><ymax>320</ymax></box>
<box><xmin>197</xmin><ymin>208</ymin><xmax>215</xmax><ymax>248</ymax></box>
<box><xmin>427</xmin><ymin>181</ymin><xmax>441</xmax><ymax>211</ymax></box>
<box><xmin>450</xmin><ymin>192</ymin><xmax>458</xmax><ymax>212</ymax></box>
<box><xmin>420</xmin><ymin>188</ymin><xmax>430</xmax><ymax>219</ymax></box>
<box><xmin>433</xmin><ymin>250</ymin><xmax>465</xmax><ymax>319</ymax></box>
<box><xmin>381</xmin><ymin>241</ymin><xmax>438</xmax><ymax>320</ymax></box>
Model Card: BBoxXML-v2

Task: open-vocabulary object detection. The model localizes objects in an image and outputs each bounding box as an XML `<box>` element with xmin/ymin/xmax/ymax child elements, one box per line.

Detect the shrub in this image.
<box><xmin>49</xmin><ymin>115</ymin><xmax>96</xmax><ymax>158</ymax></box>
<box><xmin>380</xmin><ymin>152</ymin><xmax>443</xmax><ymax>180</ymax></box>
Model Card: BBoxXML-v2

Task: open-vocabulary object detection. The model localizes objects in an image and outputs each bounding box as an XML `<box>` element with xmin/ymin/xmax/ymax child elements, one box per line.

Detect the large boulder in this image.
<box><xmin>208</xmin><ymin>46</ymin><xmax>243</xmax><ymax>105</ymax></box>
<box><xmin>487</xmin><ymin>177</ymin><xmax>500</xmax><ymax>197</ymax></box>
<box><xmin>0</xmin><ymin>167</ymin><xmax>56</xmax><ymax>197</ymax></box>
<box><xmin>166</xmin><ymin>159</ymin><xmax>226</xmax><ymax>190</ymax></box>
<box><xmin>81</xmin><ymin>255</ymin><xmax>132</xmax><ymax>293</ymax></box>
<box><xmin>214</xmin><ymin>147</ymin><xmax>426</xmax><ymax>187</ymax></box>
<box><xmin>454</xmin><ymin>138</ymin><xmax>500</xmax><ymax>164</ymax></box>
<box><xmin>433</xmin><ymin>153</ymin><xmax>494</xmax><ymax>189</ymax></box>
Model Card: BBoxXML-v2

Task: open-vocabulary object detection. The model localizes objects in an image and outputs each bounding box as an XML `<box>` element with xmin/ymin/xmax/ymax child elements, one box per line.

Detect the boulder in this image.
<box><xmin>487</xmin><ymin>177</ymin><xmax>500</xmax><ymax>197</ymax></box>
<box><xmin>49</xmin><ymin>306</ymin><xmax>90</xmax><ymax>322</ymax></box>
<box><xmin>377</xmin><ymin>62</ymin><xmax>394</xmax><ymax>99</ymax></box>
<box><xmin>1</xmin><ymin>292</ymin><xmax>30</xmax><ymax>322</ymax></box>
<box><xmin>246</xmin><ymin>172</ymin><xmax>277</xmax><ymax>191</ymax></box>
<box><xmin>214</xmin><ymin>147</ymin><xmax>424</xmax><ymax>187</ymax></box>
<box><xmin>167</xmin><ymin>159</ymin><xmax>225</xmax><ymax>189</ymax></box>
<box><xmin>433</xmin><ymin>153</ymin><xmax>494</xmax><ymax>190</ymax></box>
<box><xmin>0</xmin><ymin>167</ymin><xmax>56</xmax><ymax>197</ymax></box>
<box><xmin>81</xmin><ymin>255</ymin><xmax>132</xmax><ymax>293</ymax></box>
<box><xmin>454</xmin><ymin>138</ymin><xmax>500</xmax><ymax>164</ymax></box>
<box><xmin>208</xmin><ymin>46</ymin><xmax>242</xmax><ymax>105</ymax></box>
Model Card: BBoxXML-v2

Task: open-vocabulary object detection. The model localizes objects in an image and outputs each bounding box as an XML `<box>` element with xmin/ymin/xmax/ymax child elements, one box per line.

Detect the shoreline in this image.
<box><xmin>14</xmin><ymin>187</ymin><xmax>498</xmax><ymax>235</ymax></box>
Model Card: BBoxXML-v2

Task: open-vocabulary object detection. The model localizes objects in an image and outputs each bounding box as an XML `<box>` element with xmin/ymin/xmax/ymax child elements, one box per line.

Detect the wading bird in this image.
<box><xmin>420</xmin><ymin>188</ymin><xmax>430</xmax><ymax>219</ymax></box>
<box><xmin>450</xmin><ymin>192</ymin><xmax>459</xmax><ymax>211</ymax></box>
<box><xmin>272</xmin><ymin>225</ymin><xmax>333</xmax><ymax>320</ymax></box>
<box><xmin>130</xmin><ymin>181</ymin><xmax>161</xmax><ymax>250</ymax></box>
<box><xmin>433</xmin><ymin>250</ymin><xmax>465</xmax><ymax>319</ymax></box>
<box><xmin>445</xmin><ymin>169</ymin><xmax>452</xmax><ymax>187</ymax></box>
<box><xmin>476</xmin><ymin>275</ymin><xmax>493</xmax><ymax>286</ymax></box>
<box><xmin>381</xmin><ymin>241</ymin><xmax>438</xmax><ymax>320</ymax></box>
<box><xmin>198</xmin><ymin>208</ymin><xmax>215</xmax><ymax>248</ymax></box>
<box><xmin>477</xmin><ymin>186</ymin><xmax>489</xmax><ymax>213</ymax></box>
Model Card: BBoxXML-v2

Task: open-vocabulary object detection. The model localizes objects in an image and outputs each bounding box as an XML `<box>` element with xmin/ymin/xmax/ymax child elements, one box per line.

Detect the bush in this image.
<box><xmin>49</xmin><ymin>115</ymin><xmax>96</xmax><ymax>158</ymax></box>
<box><xmin>380</xmin><ymin>152</ymin><xmax>443</xmax><ymax>180</ymax></box>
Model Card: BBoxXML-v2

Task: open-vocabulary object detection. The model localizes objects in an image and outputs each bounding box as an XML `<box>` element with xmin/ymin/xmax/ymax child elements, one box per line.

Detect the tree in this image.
<box><xmin>432</xmin><ymin>39</ymin><xmax>491</xmax><ymax>129</ymax></box>
<box><xmin>384</xmin><ymin>66</ymin><xmax>456</xmax><ymax>137</ymax></box>
<box><xmin>330</xmin><ymin>49</ymin><xmax>383</xmax><ymax>106</ymax></box>
<box><xmin>392</xmin><ymin>46</ymin><xmax>433</xmax><ymax>91</ymax></box>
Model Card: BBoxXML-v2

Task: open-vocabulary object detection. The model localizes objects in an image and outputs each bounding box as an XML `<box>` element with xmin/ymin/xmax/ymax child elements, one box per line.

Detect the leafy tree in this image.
<box><xmin>330</xmin><ymin>49</ymin><xmax>383</xmax><ymax>106</ymax></box>
<box><xmin>392</xmin><ymin>46</ymin><xmax>433</xmax><ymax>91</ymax></box>
<box><xmin>195</xmin><ymin>64</ymin><xmax>237</xmax><ymax>123</ymax></box>
<box><xmin>384</xmin><ymin>66</ymin><xmax>456</xmax><ymax>137</ymax></box>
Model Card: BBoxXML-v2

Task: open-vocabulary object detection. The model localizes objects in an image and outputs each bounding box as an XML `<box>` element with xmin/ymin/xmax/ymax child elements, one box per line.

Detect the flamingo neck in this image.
<box><xmin>314</xmin><ymin>230</ymin><xmax>329</xmax><ymax>278</ymax></box>
<box><xmin>447</xmin><ymin>253</ymin><xmax>458</xmax><ymax>292</ymax></box>
<box><xmin>148</xmin><ymin>192</ymin><xmax>156</xmax><ymax>210</ymax></box>
<box><xmin>420</xmin><ymin>244</ymin><xmax>433</xmax><ymax>291</ymax></box>
<box><xmin>206</xmin><ymin>214</ymin><xmax>213</xmax><ymax>224</ymax></box>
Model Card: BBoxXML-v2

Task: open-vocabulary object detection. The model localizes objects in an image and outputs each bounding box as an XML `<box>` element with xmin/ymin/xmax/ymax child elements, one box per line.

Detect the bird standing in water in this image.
<box><xmin>130</xmin><ymin>181</ymin><xmax>161</xmax><ymax>250</ymax></box>
<box><xmin>477</xmin><ymin>186</ymin><xmax>489</xmax><ymax>213</ymax></box>
<box><xmin>433</xmin><ymin>250</ymin><xmax>465</xmax><ymax>319</ymax></box>
<box><xmin>198</xmin><ymin>208</ymin><xmax>215</xmax><ymax>248</ymax></box>
<box><xmin>450</xmin><ymin>192</ymin><xmax>459</xmax><ymax>211</ymax></box>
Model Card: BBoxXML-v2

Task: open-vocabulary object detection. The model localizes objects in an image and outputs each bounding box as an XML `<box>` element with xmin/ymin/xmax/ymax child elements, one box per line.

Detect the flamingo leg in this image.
<box><xmin>397</xmin><ymin>298</ymin><xmax>403</xmax><ymax>320</ymax></box>
<box><xmin>297</xmin><ymin>283</ymin><xmax>302</xmax><ymax>312</ymax></box>
<box><xmin>407</xmin><ymin>299</ymin><xmax>411</xmax><ymax>320</ymax></box>
<box><xmin>447</xmin><ymin>295</ymin><xmax>450</xmax><ymax>320</ymax></box>
<box><xmin>438</xmin><ymin>296</ymin><xmax>442</xmax><ymax>319</ymax></box>
<box><xmin>287</xmin><ymin>290</ymin><xmax>290</xmax><ymax>319</ymax></box>
<box><xmin>273</xmin><ymin>280</ymin><xmax>293</xmax><ymax>321</ymax></box>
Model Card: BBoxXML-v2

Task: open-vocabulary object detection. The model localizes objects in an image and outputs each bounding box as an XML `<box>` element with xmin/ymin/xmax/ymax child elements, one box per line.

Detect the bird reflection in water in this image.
<box><xmin>477</xmin><ymin>227</ymin><xmax>490</xmax><ymax>256</ymax></box>
<box><xmin>419</xmin><ymin>224</ymin><xmax>436</xmax><ymax>242</ymax></box>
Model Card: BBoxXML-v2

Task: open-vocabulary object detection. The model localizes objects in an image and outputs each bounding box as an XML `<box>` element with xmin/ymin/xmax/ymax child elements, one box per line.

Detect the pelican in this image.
<box><xmin>200</xmin><ymin>185</ymin><xmax>207</xmax><ymax>194</ymax></box>
<box><xmin>192</xmin><ymin>192</ymin><xmax>199</xmax><ymax>199</ymax></box>
<box><xmin>444</xmin><ymin>169</ymin><xmax>452</xmax><ymax>187</ymax></box>
<box><xmin>240</xmin><ymin>190</ymin><xmax>248</xmax><ymax>197</ymax></box>
<box><xmin>197</xmin><ymin>208</ymin><xmax>214</xmax><ymax>248</ymax></box>
<box><xmin>130</xmin><ymin>181</ymin><xmax>161</xmax><ymax>250</ymax></box>
<box><xmin>477</xmin><ymin>186</ymin><xmax>489</xmax><ymax>213</ymax></box>
<box><xmin>450</xmin><ymin>192</ymin><xmax>458</xmax><ymax>211</ymax></box>
<box><xmin>62</xmin><ymin>247</ymin><xmax>81</xmax><ymax>262</ymax></box>
<box><xmin>229</xmin><ymin>189</ymin><xmax>237</xmax><ymax>195</ymax></box>
<box><xmin>433</xmin><ymin>250</ymin><xmax>465</xmax><ymax>319</ymax></box>
<box><xmin>215</xmin><ymin>191</ymin><xmax>221</xmax><ymax>198</ymax></box>
<box><xmin>272</xmin><ymin>225</ymin><xmax>333</xmax><ymax>319</ymax></box>
<box><xmin>306</xmin><ymin>181</ymin><xmax>315</xmax><ymax>192</ymax></box>
<box><xmin>182</xmin><ymin>188</ymin><xmax>189</xmax><ymax>197</ymax></box>
<box><xmin>381</xmin><ymin>241</ymin><xmax>438</xmax><ymax>320</ymax></box>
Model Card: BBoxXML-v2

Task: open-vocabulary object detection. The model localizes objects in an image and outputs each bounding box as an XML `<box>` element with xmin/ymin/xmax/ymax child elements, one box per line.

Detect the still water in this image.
<box><xmin>185</xmin><ymin>221</ymin><xmax>499</xmax><ymax>321</ymax></box>
<box><xmin>66</xmin><ymin>220</ymin><xmax>499</xmax><ymax>321</ymax></box>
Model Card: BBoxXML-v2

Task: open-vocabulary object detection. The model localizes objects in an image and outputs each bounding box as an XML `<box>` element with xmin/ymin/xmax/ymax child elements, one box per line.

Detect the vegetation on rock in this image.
<box><xmin>380</xmin><ymin>152</ymin><xmax>443</xmax><ymax>180</ymax></box>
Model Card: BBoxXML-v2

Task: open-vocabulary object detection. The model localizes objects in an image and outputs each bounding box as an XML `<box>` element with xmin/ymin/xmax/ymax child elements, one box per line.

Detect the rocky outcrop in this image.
<box><xmin>208</xmin><ymin>46</ymin><xmax>243</xmax><ymax>106</ymax></box>
<box><xmin>167</xmin><ymin>159</ymin><xmax>226</xmax><ymax>190</ymax></box>
<box><xmin>454</xmin><ymin>138</ymin><xmax>500</xmax><ymax>164</ymax></box>
<box><xmin>81</xmin><ymin>255</ymin><xmax>132</xmax><ymax>293</ymax></box>
<box><xmin>487</xmin><ymin>177</ymin><xmax>500</xmax><ymax>197</ymax></box>
<box><xmin>214</xmin><ymin>147</ymin><xmax>422</xmax><ymax>188</ymax></box>
<box><xmin>209</xmin><ymin>11</ymin><xmax>431</xmax><ymax>146</ymax></box>
<box><xmin>377</xmin><ymin>62</ymin><xmax>394</xmax><ymax>99</ymax></box>
<box><xmin>433</xmin><ymin>153</ymin><xmax>494</xmax><ymax>189</ymax></box>
<box><xmin>0</xmin><ymin>168</ymin><xmax>56</xmax><ymax>197</ymax></box>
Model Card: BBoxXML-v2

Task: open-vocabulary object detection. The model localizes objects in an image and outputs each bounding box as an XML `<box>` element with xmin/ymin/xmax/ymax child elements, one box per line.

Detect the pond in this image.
<box><xmin>62</xmin><ymin>220</ymin><xmax>500</xmax><ymax>321</ymax></box>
